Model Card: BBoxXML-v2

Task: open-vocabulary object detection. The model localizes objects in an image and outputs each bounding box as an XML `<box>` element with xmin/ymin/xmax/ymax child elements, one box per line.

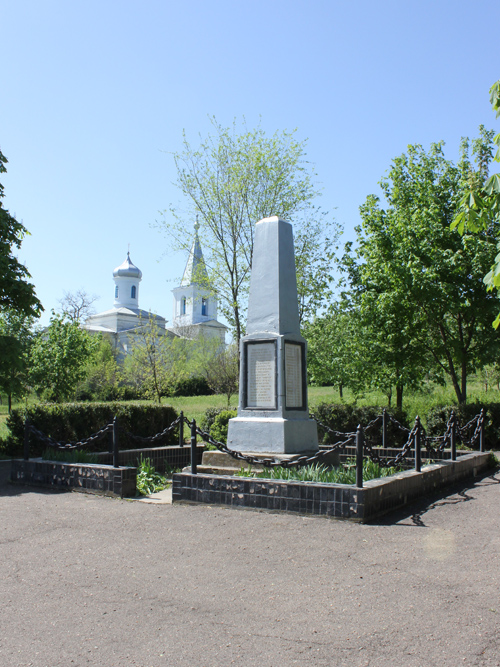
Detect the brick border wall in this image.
<box><xmin>95</xmin><ymin>445</ymin><xmax>204</xmax><ymax>473</ymax></box>
<box><xmin>172</xmin><ymin>452</ymin><xmax>491</xmax><ymax>522</ymax></box>
<box><xmin>10</xmin><ymin>460</ymin><xmax>137</xmax><ymax>498</ymax></box>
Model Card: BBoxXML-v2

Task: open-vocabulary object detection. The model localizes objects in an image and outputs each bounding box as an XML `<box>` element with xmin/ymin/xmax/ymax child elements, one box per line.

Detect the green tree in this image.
<box><xmin>0</xmin><ymin>149</ymin><xmax>42</xmax><ymax>318</ymax></box>
<box><xmin>123</xmin><ymin>314</ymin><xmax>191</xmax><ymax>403</ymax></box>
<box><xmin>0</xmin><ymin>310</ymin><xmax>34</xmax><ymax>411</ymax></box>
<box><xmin>452</xmin><ymin>82</ymin><xmax>500</xmax><ymax>326</ymax></box>
<box><xmin>160</xmin><ymin>118</ymin><xmax>336</xmax><ymax>340</ymax></box>
<box><xmin>200</xmin><ymin>341</ymin><xmax>239</xmax><ymax>406</ymax></box>
<box><xmin>29</xmin><ymin>313</ymin><xmax>99</xmax><ymax>402</ymax></box>
<box><xmin>75</xmin><ymin>337</ymin><xmax>121</xmax><ymax>401</ymax></box>
<box><xmin>351</xmin><ymin>139</ymin><xmax>500</xmax><ymax>405</ymax></box>
<box><xmin>303</xmin><ymin>305</ymin><xmax>368</xmax><ymax>398</ymax></box>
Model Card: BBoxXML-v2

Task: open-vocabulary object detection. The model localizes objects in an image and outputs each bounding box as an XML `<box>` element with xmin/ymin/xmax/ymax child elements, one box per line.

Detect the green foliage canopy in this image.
<box><xmin>0</xmin><ymin>150</ymin><xmax>42</xmax><ymax>319</ymax></box>
<box><xmin>29</xmin><ymin>313</ymin><xmax>99</xmax><ymax>402</ymax></box>
<box><xmin>350</xmin><ymin>139</ymin><xmax>500</xmax><ymax>405</ymax></box>
<box><xmin>160</xmin><ymin>118</ymin><xmax>338</xmax><ymax>339</ymax></box>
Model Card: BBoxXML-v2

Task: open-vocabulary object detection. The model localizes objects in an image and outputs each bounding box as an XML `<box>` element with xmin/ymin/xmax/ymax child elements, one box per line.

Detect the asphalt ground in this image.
<box><xmin>1</xmin><ymin>460</ymin><xmax>500</xmax><ymax>667</ymax></box>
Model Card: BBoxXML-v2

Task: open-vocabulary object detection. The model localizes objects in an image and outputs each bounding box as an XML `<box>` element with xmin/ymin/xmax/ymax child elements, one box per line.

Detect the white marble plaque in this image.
<box><xmin>247</xmin><ymin>342</ymin><xmax>276</xmax><ymax>408</ymax></box>
<box><xmin>285</xmin><ymin>343</ymin><xmax>303</xmax><ymax>408</ymax></box>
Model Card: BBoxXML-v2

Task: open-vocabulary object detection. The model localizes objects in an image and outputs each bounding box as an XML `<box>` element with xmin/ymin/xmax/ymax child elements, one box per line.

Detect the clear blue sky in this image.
<box><xmin>2</xmin><ymin>0</ymin><xmax>499</xmax><ymax>328</ymax></box>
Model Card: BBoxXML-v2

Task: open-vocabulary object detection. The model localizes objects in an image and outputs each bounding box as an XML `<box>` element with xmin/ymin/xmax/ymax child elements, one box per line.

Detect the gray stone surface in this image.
<box><xmin>1</xmin><ymin>460</ymin><xmax>500</xmax><ymax>666</ymax></box>
<box><xmin>246</xmin><ymin>217</ymin><xmax>300</xmax><ymax>335</ymax></box>
<box><xmin>228</xmin><ymin>217</ymin><xmax>318</xmax><ymax>454</ymax></box>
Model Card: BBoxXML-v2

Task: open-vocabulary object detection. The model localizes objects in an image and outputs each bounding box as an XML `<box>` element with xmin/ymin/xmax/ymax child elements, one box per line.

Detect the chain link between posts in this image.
<box><xmin>23</xmin><ymin>408</ymin><xmax>485</xmax><ymax>468</ymax></box>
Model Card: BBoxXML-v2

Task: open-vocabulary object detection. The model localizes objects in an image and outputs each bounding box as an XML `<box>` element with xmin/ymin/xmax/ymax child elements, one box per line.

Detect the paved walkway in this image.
<box><xmin>1</xmin><ymin>460</ymin><xmax>500</xmax><ymax>667</ymax></box>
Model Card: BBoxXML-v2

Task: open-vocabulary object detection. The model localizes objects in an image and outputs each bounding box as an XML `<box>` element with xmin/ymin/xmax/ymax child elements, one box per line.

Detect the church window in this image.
<box><xmin>115</xmin><ymin>286</ymin><xmax>119</xmax><ymax>298</ymax></box>
<box><xmin>202</xmin><ymin>297</ymin><xmax>208</xmax><ymax>316</ymax></box>
<box><xmin>131</xmin><ymin>285</ymin><xmax>136</xmax><ymax>299</ymax></box>
<box><xmin>181</xmin><ymin>297</ymin><xmax>186</xmax><ymax>315</ymax></box>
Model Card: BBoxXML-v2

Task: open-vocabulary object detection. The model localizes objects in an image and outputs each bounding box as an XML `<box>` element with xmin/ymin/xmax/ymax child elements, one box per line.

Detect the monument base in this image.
<box><xmin>227</xmin><ymin>417</ymin><xmax>319</xmax><ymax>454</ymax></box>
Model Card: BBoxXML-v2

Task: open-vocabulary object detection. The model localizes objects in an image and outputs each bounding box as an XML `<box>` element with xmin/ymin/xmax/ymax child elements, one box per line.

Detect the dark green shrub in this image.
<box><xmin>425</xmin><ymin>401</ymin><xmax>496</xmax><ymax>450</ymax></box>
<box><xmin>210</xmin><ymin>409</ymin><xmax>237</xmax><ymax>444</ymax></box>
<box><xmin>312</xmin><ymin>403</ymin><xmax>410</xmax><ymax>448</ymax></box>
<box><xmin>200</xmin><ymin>406</ymin><xmax>229</xmax><ymax>434</ymax></box>
<box><xmin>3</xmin><ymin>402</ymin><xmax>178</xmax><ymax>457</ymax></box>
<box><xmin>172</xmin><ymin>376</ymin><xmax>212</xmax><ymax>397</ymax></box>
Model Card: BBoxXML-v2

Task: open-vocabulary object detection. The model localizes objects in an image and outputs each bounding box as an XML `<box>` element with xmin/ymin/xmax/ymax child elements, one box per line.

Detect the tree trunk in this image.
<box><xmin>339</xmin><ymin>383</ymin><xmax>343</xmax><ymax>399</ymax></box>
<box><xmin>461</xmin><ymin>356</ymin><xmax>467</xmax><ymax>405</ymax></box>
<box><xmin>396</xmin><ymin>385</ymin><xmax>403</xmax><ymax>411</ymax></box>
<box><xmin>386</xmin><ymin>389</ymin><xmax>392</xmax><ymax>408</ymax></box>
<box><xmin>8</xmin><ymin>393</ymin><xmax>12</xmax><ymax>414</ymax></box>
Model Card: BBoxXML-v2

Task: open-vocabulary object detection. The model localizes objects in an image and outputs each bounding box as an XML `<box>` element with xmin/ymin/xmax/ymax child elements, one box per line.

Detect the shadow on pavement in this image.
<box><xmin>370</xmin><ymin>466</ymin><xmax>500</xmax><ymax>528</ymax></box>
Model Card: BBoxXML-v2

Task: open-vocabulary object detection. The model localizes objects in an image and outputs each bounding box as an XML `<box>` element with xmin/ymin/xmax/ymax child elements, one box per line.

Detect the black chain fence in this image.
<box><xmin>22</xmin><ymin>407</ymin><xmax>486</xmax><ymax>485</ymax></box>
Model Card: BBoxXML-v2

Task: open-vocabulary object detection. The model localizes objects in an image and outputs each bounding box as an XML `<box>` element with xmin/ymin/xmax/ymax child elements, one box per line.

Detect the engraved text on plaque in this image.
<box><xmin>285</xmin><ymin>343</ymin><xmax>303</xmax><ymax>408</ymax></box>
<box><xmin>246</xmin><ymin>342</ymin><xmax>276</xmax><ymax>408</ymax></box>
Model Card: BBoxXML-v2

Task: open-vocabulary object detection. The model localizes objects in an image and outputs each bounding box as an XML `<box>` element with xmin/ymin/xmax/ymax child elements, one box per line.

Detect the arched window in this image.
<box><xmin>181</xmin><ymin>297</ymin><xmax>186</xmax><ymax>315</ymax></box>
<box><xmin>115</xmin><ymin>286</ymin><xmax>119</xmax><ymax>299</ymax></box>
<box><xmin>201</xmin><ymin>297</ymin><xmax>208</xmax><ymax>316</ymax></box>
<box><xmin>131</xmin><ymin>285</ymin><xmax>136</xmax><ymax>299</ymax></box>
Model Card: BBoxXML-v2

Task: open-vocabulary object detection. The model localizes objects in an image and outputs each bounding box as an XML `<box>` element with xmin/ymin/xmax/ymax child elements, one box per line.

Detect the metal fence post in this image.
<box><xmin>24</xmin><ymin>418</ymin><xmax>30</xmax><ymax>461</ymax></box>
<box><xmin>450</xmin><ymin>410</ymin><xmax>456</xmax><ymax>461</ymax></box>
<box><xmin>112</xmin><ymin>416</ymin><xmax>119</xmax><ymax>468</ymax></box>
<box><xmin>479</xmin><ymin>408</ymin><xmax>485</xmax><ymax>453</ymax></box>
<box><xmin>356</xmin><ymin>424</ymin><xmax>364</xmax><ymax>488</ymax></box>
<box><xmin>414</xmin><ymin>416</ymin><xmax>421</xmax><ymax>473</ymax></box>
<box><xmin>190</xmin><ymin>420</ymin><xmax>197</xmax><ymax>475</ymax></box>
<box><xmin>179</xmin><ymin>411</ymin><xmax>184</xmax><ymax>448</ymax></box>
<box><xmin>382</xmin><ymin>408</ymin><xmax>387</xmax><ymax>449</ymax></box>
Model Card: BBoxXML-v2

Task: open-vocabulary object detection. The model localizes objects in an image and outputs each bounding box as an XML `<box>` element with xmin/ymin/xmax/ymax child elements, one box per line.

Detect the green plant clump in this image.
<box><xmin>41</xmin><ymin>448</ymin><xmax>99</xmax><ymax>464</ymax></box>
<box><xmin>136</xmin><ymin>456</ymin><xmax>169</xmax><ymax>496</ymax></box>
<box><xmin>237</xmin><ymin>459</ymin><xmax>401</xmax><ymax>484</ymax></box>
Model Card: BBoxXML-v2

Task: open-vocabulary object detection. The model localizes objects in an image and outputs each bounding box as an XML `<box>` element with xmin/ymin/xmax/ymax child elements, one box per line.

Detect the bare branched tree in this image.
<box><xmin>58</xmin><ymin>288</ymin><xmax>99</xmax><ymax>322</ymax></box>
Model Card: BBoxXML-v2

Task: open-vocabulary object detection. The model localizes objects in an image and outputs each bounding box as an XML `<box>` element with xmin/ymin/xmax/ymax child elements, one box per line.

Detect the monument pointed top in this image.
<box><xmin>246</xmin><ymin>217</ymin><xmax>300</xmax><ymax>335</ymax></box>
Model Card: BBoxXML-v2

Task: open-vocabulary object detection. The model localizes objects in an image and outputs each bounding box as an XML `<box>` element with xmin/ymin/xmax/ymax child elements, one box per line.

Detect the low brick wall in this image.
<box><xmin>172</xmin><ymin>452</ymin><xmax>491</xmax><ymax>522</ymax></box>
<box><xmin>95</xmin><ymin>444</ymin><xmax>204</xmax><ymax>473</ymax></box>
<box><xmin>10</xmin><ymin>459</ymin><xmax>137</xmax><ymax>498</ymax></box>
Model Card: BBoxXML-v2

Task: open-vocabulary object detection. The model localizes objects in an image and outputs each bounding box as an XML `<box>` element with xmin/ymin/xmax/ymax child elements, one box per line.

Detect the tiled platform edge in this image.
<box><xmin>172</xmin><ymin>452</ymin><xmax>491</xmax><ymax>522</ymax></box>
<box><xmin>10</xmin><ymin>460</ymin><xmax>137</xmax><ymax>498</ymax></box>
<box><xmin>94</xmin><ymin>444</ymin><xmax>204</xmax><ymax>473</ymax></box>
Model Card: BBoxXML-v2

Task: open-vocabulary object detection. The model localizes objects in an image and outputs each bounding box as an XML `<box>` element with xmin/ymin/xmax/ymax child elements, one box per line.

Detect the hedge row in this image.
<box><xmin>313</xmin><ymin>403</ymin><xmax>411</xmax><ymax>448</ymax></box>
<box><xmin>313</xmin><ymin>402</ymin><xmax>497</xmax><ymax>451</ymax></box>
<box><xmin>2</xmin><ymin>402</ymin><xmax>178</xmax><ymax>457</ymax></box>
<box><xmin>425</xmin><ymin>401</ymin><xmax>499</xmax><ymax>450</ymax></box>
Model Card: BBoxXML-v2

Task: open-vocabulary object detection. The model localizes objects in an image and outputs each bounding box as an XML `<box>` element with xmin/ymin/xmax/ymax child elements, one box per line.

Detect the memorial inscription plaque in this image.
<box><xmin>246</xmin><ymin>341</ymin><xmax>276</xmax><ymax>408</ymax></box>
<box><xmin>285</xmin><ymin>342</ymin><xmax>303</xmax><ymax>409</ymax></box>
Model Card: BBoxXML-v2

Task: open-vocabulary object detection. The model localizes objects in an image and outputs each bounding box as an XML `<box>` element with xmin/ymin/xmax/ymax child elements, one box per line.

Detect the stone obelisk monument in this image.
<box><xmin>227</xmin><ymin>216</ymin><xmax>318</xmax><ymax>454</ymax></box>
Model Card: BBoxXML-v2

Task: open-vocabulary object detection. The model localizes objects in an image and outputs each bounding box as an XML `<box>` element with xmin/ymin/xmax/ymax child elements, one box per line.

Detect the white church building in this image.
<box><xmin>83</xmin><ymin>226</ymin><xmax>227</xmax><ymax>357</ymax></box>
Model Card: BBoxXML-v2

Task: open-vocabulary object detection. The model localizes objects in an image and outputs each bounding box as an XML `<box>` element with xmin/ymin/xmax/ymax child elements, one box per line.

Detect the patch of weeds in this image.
<box><xmin>236</xmin><ymin>458</ymin><xmax>401</xmax><ymax>484</ymax></box>
<box><xmin>42</xmin><ymin>448</ymin><xmax>99</xmax><ymax>464</ymax></box>
<box><xmin>136</xmin><ymin>456</ymin><xmax>169</xmax><ymax>496</ymax></box>
<box><xmin>487</xmin><ymin>452</ymin><xmax>500</xmax><ymax>469</ymax></box>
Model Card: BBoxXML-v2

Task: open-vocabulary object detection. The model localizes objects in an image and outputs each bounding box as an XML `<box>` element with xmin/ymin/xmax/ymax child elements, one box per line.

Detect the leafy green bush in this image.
<box><xmin>3</xmin><ymin>402</ymin><xmax>178</xmax><ymax>457</ymax></box>
<box><xmin>200</xmin><ymin>406</ymin><xmax>229</xmax><ymax>434</ymax></box>
<box><xmin>210</xmin><ymin>409</ymin><xmax>237</xmax><ymax>444</ymax></box>
<box><xmin>136</xmin><ymin>456</ymin><xmax>169</xmax><ymax>495</ymax></box>
<box><xmin>425</xmin><ymin>401</ymin><xmax>497</xmax><ymax>450</ymax></box>
<box><xmin>171</xmin><ymin>376</ymin><xmax>212</xmax><ymax>397</ymax></box>
<box><xmin>312</xmin><ymin>403</ymin><xmax>410</xmax><ymax>447</ymax></box>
